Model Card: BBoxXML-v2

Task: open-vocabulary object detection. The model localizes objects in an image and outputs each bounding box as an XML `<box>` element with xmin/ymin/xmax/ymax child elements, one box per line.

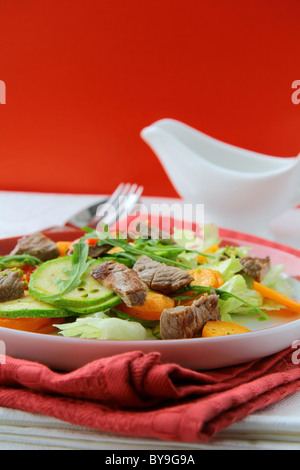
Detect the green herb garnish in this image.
<box><xmin>81</xmin><ymin>226</ymin><xmax>193</xmax><ymax>269</ymax></box>
<box><xmin>0</xmin><ymin>254</ymin><xmax>41</xmax><ymax>269</ymax></box>
<box><xmin>172</xmin><ymin>285</ymin><xmax>269</xmax><ymax>321</ymax></box>
<box><xmin>36</xmin><ymin>242</ymin><xmax>93</xmax><ymax>302</ymax></box>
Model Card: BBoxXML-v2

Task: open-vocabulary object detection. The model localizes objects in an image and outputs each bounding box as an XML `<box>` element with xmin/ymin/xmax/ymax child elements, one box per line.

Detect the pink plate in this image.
<box><xmin>0</xmin><ymin>222</ymin><xmax>300</xmax><ymax>371</ymax></box>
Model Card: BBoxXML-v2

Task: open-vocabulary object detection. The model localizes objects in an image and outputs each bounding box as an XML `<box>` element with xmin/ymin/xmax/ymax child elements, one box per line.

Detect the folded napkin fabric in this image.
<box><xmin>0</xmin><ymin>347</ymin><xmax>300</xmax><ymax>443</ymax></box>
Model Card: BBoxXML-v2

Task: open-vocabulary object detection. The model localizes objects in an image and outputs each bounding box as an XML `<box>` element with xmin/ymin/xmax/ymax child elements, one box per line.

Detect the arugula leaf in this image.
<box><xmin>132</xmin><ymin>236</ymin><xmax>215</xmax><ymax>260</ymax></box>
<box><xmin>101</xmin><ymin>253</ymin><xmax>136</xmax><ymax>267</ymax></box>
<box><xmin>37</xmin><ymin>242</ymin><xmax>93</xmax><ymax>302</ymax></box>
<box><xmin>56</xmin><ymin>242</ymin><xmax>94</xmax><ymax>293</ymax></box>
<box><xmin>172</xmin><ymin>285</ymin><xmax>269</xmax><ymax>321</ymax></box>
<box><xmin>81</xmin><ymin>226</ymin><xmax>193</xmax><ymax>269</ymax></box>
<box><xmin>101</xmin><ymin>238</ymin><xmax>193</xmax><ymax>269</ymax></box>
<box><xmin>0</xmin><ymin>254</ymin><xmax>41</xmax><ymax>270</ymax></box>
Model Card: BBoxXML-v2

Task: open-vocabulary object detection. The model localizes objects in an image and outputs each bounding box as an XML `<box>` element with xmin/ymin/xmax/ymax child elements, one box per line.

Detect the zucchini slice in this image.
<box><xmin>65</xmin><ymin>295</ymin><xmax>122</xmax><ymax>314</ymax></box>
<box><xmin>28</xmin><ymin>257</ymin><xmax>115</xmax><ymax>308</ymax></box>
<box><xmin>0</xmin><ymin>292</ymin><xmax>70</xmax><ymax>318</ymax></box>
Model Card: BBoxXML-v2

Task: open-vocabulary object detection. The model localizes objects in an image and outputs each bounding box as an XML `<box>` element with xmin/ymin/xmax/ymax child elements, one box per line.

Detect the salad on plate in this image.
<box><xmin>0</xmin><ymin>220</ymin><xmax>299</xmax><ymax>341</ymax></box>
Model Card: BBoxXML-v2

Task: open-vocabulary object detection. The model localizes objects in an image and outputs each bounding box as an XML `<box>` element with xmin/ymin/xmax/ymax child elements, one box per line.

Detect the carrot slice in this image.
<box><xmin>117</xmin><ymin>291</ymin><xmax>175</xmax><ymax>321</ymax></box>
<box><xmin>202</xmin><ymin>320</ymin><xmax>251</xmax><ymax>337</ymax></box>
<box><xmin>253</xmin><ymin>281</ymin><xmax>300</xmax><ymax>314</ymax></box>
<box><xmin>56</xmin><ymin>241</ymin><xmax>72</xmax><ymax>256</ymax></box>
<box><xmin>173</xmin><ymin>269</ymin><xmax>223</xmax><ymax>306</ymax></box>
<box><xmin>197</xmin><ymin>244</ymin><xmax>219</xmax><ymax>264</ymax></box>
<box><xmin>189</xmin><ymin>268</ymin><xmax>223</xmax><ymax>288</ymax></box>
<box><xmin>0</xmin><ymin>317</ymin><xmax>64</xmax><ymax>334</ymax></box>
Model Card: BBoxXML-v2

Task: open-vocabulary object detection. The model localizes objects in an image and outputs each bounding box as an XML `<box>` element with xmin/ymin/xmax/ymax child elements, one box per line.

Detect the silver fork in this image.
<box><xmin>86</xmin><ymin>182</ymin><xmax>144</xmax><ymax>229</ymax></box>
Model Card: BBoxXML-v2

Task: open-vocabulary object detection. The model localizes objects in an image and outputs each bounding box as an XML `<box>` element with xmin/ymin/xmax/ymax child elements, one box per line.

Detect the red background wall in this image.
<box><xmin>0</xmin><ymin>0</ymin><xmax>299</xmax><ymax>197</ymax></box>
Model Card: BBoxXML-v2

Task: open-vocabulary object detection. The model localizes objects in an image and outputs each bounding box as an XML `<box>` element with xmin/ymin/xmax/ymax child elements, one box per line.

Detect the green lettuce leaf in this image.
<box><xmin>176</xmin><ymin>251</ymin><xmax>199</xmax><ymax>268</ymax></box>
<box><xmin>210</xmin><ymin>257</ymin><xmax>243</xmax><ymax>283</ymax></box>
<box><xmin>262</xmin><ymin>264</ymin><xmax>300</xmax><ymax>299</ymax></box>
<box><xmin>202</xmin><ymin>223</ymin><xmax>222</xmax><ymax>250</ymax></box>
<box><xmin>55</xmin><ymin>312</ymin><xmax>148</xmax><ymax>340</ymax></box>
<box><xmin>172</xmin><ymin>223</ymin><xmax>221</xmax><ymax>252</ymax></box>
<box><xmin>218</xmin><ymin>274</ymin><xmax>264</xmax><ymax>319</ymax></box>
<box><xmin>172</xmin><ymin>228</ymin><xmax>204</xmax><ymax>251</ymax></box>
<box><xmin>110</xmin><ymin>309</ymin><xmax>161</xmax><ymax>339</ymax></box>
<box><xmin>262</xmin><ymin>264</ymin><xmax>285</xmax><ymax>288</ymax></box>
<box><xmin>173</xmin><ymin>279</ymin><xmax>269</xmax><ymax>321</ymax></box>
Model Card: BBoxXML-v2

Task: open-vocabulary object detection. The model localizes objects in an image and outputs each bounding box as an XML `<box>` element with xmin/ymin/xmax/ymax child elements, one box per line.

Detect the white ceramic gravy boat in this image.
<box><xmin>141</xmin><ymin>118</ymin><xmax>300</xmax><ymax>238</ymax></box>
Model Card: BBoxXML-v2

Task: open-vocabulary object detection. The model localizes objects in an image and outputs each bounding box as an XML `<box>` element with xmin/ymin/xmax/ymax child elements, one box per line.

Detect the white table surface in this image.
<box><xmin>0</xmin><ymin>190</ymin><xmax>300</xmax><ymax>451</ymax></box>
<box><xmin>1</xmin><ymin>190</ymin><xmax>300</xmax><ymax>248</ymax></box>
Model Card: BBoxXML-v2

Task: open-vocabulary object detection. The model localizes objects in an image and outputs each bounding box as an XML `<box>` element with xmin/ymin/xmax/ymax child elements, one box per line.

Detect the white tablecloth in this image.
<box><xmin>0</xmin><ymin>190</ymin><xmax>300</xmax><ymax>451</ymax></box>
<box><xmin>1</xmin><ymin>190</ymin><xmax>300</xmax><ymax>248</ymax></box>
<box><xmin>1</xmin><ymin>392</ymin><xmax>300</xmax><ymax>450</ymax></box>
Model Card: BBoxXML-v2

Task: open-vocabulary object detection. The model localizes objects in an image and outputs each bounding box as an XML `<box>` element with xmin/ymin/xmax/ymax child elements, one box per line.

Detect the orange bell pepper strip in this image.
<box><xmin>197</xmin><ymin>244</ymin><xmax>219</xmax><ymax>264</ymax></box>
<box><xmin>189</xmin><ymin>268</ymin><xmax>223</xmax><ymax>288</ymax></box>
<box><xmin>253</xmin><ymin>281</ymin><xmax>300</xmax><ymax>314</ymax></box>
<box><xmin>56</xmin><ymin>241</ymin><xmax>72</xmax><ymax>256</ymax></box>
<box><xmin>176</xmin><ymin>268</ymin><xmax>223</xmax><ymax>306</ymax></box>
<box><xmin>0</xmin><ymin>317</ymin><xmax>64</xmax><ymax>334</ymax></box>
<box><xmin>117</xmin><ymin>291</ymin><xmax>175</xmax><ymax>321</ymax></box>
<box><xmin>202</xmin><ymin>320</ymin><xmax>251</xmax><ymax>337</ymax></box>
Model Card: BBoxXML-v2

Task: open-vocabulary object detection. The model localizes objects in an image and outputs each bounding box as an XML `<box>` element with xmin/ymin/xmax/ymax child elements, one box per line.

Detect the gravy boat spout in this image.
<box><xmin>140</xmin><ymin>119</ymin><xmax>300</xmax><ymax>238</ymax></box>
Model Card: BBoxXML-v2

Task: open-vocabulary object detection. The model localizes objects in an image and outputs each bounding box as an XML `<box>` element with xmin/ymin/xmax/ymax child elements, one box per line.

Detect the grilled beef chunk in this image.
<box><xmin>160</xmin><ymin>291</ymin><xmax>220</xmax><ymax>339</ymax></box>
<box><xmin>0</xmin><ymin>269</ymin><xmax>25</xmax><ymax>302</ymax></box>
<box><xmin>87</xmin><ymin>244</ymin><xmax>111</xmax><ymax>258</ymax></box>
<box><xmin>91</xmin><ymin>260</ymin><xmax>148</xmax><ymax>307</ymax></box>
<box><xmin>131</xmin><ymin>220</ymin><xmax>174</xmax><ymax>243</ymax></box>
<box><xmin>10</xmin><ymin>232</ymin><xmax>60</xmax><ymax>262</ymax></box>
<box><xmin>240</xmin><ymin>256</ymin><xmax>271</xmax><ymax>282</ymax></box>
<box><xmin>67</xmin><ymin>243</ymin><xmax>112</xmax><ymax>258</ymax></box>
<box><xmin>133</xmin><ymin>255</ymin><xmax>194</xmax><ymax>295</ymax></box>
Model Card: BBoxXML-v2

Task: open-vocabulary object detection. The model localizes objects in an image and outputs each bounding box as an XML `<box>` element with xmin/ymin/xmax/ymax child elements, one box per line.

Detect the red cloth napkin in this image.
<box><xmin>0</xmin><ymin>347</ymin><xmax>300</xmax><ymax>443</ymax></box>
